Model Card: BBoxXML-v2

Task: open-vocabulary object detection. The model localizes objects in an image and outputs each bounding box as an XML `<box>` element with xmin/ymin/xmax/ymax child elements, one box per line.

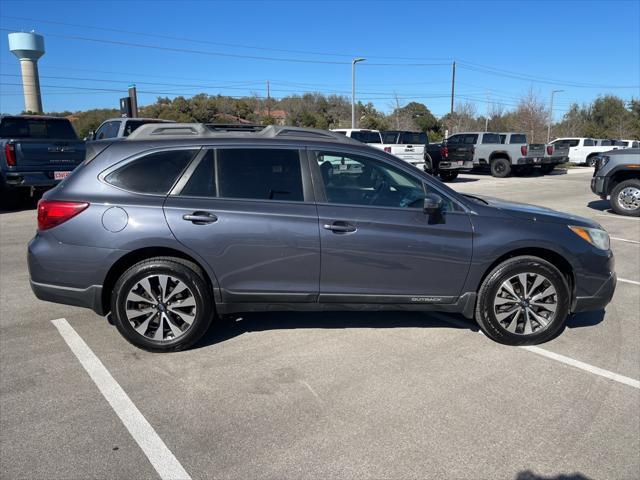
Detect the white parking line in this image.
<box><xmin>596</xmin><ymin>213</ymin><xmax>639</xmax><ymax>221</ymax></box>
<box><xmin>611</xmin><ymin>237</ymin><xmax>640</xmax><ymax>245</ymax></box>
<box><xmin>619</xmin><ymin>277</ymin><xmax>640</xmax><ymax>286</ymax></box>
<box><xmin>521</xmin><ymin>346</ymin><xmax>640</xmax><ymax>389</ymax></box>
<box><xmin>434</xmin><ymin>314</ymin><xmax>640</xmax><ymax>390</ymax></box>
<box><xmin>51</xmin><ymin>318</ymin><xmax>191</xmax><ymax>480</ymax></box>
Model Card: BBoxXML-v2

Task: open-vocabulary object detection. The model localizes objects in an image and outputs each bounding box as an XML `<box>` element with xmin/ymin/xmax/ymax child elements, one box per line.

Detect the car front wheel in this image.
<box><xmin>111</xmin><ymin>257</ymin><xmax>214</xmax><ymax>352</ymax></box>
<box><xmin>610</xmin><ymin>179</ymin><xmax>640</xmax><ymax>217</ymax></box>
<box><xmin>475</xmin><ymin>256</ymin><xmax>570</xmax><ymax>345</ymax></box>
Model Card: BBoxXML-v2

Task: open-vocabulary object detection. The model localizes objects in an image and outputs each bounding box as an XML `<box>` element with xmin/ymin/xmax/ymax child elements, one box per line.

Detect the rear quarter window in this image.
<box><xmin>105</xmin><ymin>149</ymin><xmax>197</xmax><ymax>194</ymax></box>
<box><xmin>509</xmin><ymin>134</ymin><xmax>527</xmax><ymax>144</ymax></box>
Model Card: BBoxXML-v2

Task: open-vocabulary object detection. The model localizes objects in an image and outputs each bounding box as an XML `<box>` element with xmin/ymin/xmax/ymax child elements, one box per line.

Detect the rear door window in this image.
<box><xmin>481</xmin><ymin>133</ymin><xmax>500</xmax><ymax>144</ymax></box>
<box><xmin>105</xmin><ymin>149</ymin><xmax>197</xmax><ymax>194</ymax></box>
<box><xmin>464</xmin><ymin>134</ymin><xmax>479</xmax><ymax>144</ymax></box>
<box><xmin>217</xmin><ymin>149</ymin><xmax>303</xmax><ymax>202</ymax></box>
<box><xmin>584</xmin><ymin>139</ymin><xmax>596</xmax><ymax>146</ymax></box>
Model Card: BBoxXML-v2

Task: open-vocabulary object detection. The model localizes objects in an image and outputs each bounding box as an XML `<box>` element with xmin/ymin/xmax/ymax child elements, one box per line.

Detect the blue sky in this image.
<box><xmin>0</xmin><ymin>0</ymin><xmax>638</xmax><ymax>120</ymax></box>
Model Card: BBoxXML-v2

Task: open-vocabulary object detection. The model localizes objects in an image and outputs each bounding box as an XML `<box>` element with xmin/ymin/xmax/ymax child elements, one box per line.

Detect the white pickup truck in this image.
<box><xmin>331</xmin><ymin>128</ymin><xmax>426</xmax><ymax>170</ymax></box>
<box><xmin>549</xmin><ymin>137</ymin><xmax>623</xmax><ymax>166</ymax></box>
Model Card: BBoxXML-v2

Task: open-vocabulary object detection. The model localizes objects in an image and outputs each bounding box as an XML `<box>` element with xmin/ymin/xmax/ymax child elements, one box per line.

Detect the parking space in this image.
<box><xmin>1</xmin><ymin>168</ymin><xmax>638</xmax><ymax>479</ymax></box>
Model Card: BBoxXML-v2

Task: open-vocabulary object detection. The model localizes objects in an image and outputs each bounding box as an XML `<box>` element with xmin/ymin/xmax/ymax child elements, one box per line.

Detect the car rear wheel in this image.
<box><xmin>490</xmin><ymin>158</ymin><xmax>511</xmax><ymax>178</ymax></box>
<box><xmin>111</xmin><ymin>257</ymin><xmax>214</xmax><ymax>352</ymax></box>
<box><xmin>610</xmin><ymin>179</ymin><xmax>640</xmax><ymax>217</ymax></box>
<box><xmin>475</xmin><ymin>256</ymin><xmax>570</xmax><ymax>345</ymax></box>
<box><xmin>424</xmin><ymin>154</ymin><xmax>435</xmax><ymax>174</ymax></box>
<box><xmin>439</xmin><ymin>170</ymin><xmax>459</xmax><ymax>182</ymax></box>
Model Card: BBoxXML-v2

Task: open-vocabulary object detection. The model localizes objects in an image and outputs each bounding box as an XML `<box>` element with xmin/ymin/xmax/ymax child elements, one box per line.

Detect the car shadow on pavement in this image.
<box><xmin>449</xmin><ymin>177</ymin><xmax>479</xmax><ymax>183</ymax></box>
<box><xmin>586</xmin><ymin>199</ymin><xmax>611</xmax><ymax>212</ymax></box>
<box><xmin>516</xmin><ymin>470</ymin><xmax>591</xmax><ymax>480</ymax></box>
<box><xmin>193</xmin><ymin>310</ymin><xmax>480</xmax><ymax>350</ymax></box>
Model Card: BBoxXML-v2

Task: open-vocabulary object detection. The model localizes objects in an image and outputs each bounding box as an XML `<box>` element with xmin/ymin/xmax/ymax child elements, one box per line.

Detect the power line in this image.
<box><xmin>1</xmin><ymin>15</ymin><xmax>453</xmax><ymax>62</ymax></box>
<box><xmin>0</xmin><ymin>27</ymin><xmax>450</xmax><ymax>67</ymax></box>
<box><xmin>457</xmin><ymin>61</ymin><xmax>640</xmax><ymax>89</ymax></box>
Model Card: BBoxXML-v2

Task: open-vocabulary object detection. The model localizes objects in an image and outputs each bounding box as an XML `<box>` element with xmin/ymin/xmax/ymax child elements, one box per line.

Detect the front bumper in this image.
<box><xmin>572</xmin><ymin>272</ymin><xmax>617</xmax><ymax>313</ymax></box>
<box><xmin>30</xmin><ymin>280</ymin><xmax>105</xmax><ymax>315</ymax></box>
<box><xmin>591</xmin><ymin>175</ymin><xmax>608</xmax><ymax>197</ymax></box>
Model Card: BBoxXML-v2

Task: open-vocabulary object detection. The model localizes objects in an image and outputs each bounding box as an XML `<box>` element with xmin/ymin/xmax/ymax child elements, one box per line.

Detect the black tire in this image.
<box><xmin>439</xmin><ymin>170</ymin><xmax>459</xmax><ymax>182</ymax></box>
<box><xmin>540</xmin><ymin>164</ymin><xmax>555</xmax><ymax>174</ymax></box>
<box><xmin>111</xmin><ymin>256</ymin><xmax>214</xmax><ymax>352</ymax></box>
<box><xmin>0</xmin><ymin>182</ymin><xmax>25</xmax><ymax>211</ymax></box>
<box><xmin>424</xmin><ymin>154</ymin><xmax>435</xmax><ymax>174</ymax></box>
<box><xmin>490</xmin><ymin>158</ymin><xmax>511</xmax><ymax>178</ymax></box>
<box><xmin>610</xmin><ymin>179</ymin><xmax>640</xmax><ymax>217</ymax></box>
<box><xmin>586</xmin><ymin>155</ymin><xmax>598</xmax><ymax>168</ymax></box>
<box><xmin>475</xmin><ymin>256</ymin><xmax>570</xmax><ymax>346</ymax></box>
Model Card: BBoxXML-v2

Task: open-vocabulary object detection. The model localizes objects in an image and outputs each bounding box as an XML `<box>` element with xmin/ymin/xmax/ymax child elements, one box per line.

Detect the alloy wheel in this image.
<box><xmin>617</xmin><ymin>186</ymin><xmax>640</xmax><ymax>211</ymax></box>
<box><xmin>493</xmin><ymin>273</ymin><xmax>557</xmax><ymax>335</ymax></box>
<box><xmin>125</xmin><ymin>274</ymin><xmax>197</xmax><ymax>342</ymax></box>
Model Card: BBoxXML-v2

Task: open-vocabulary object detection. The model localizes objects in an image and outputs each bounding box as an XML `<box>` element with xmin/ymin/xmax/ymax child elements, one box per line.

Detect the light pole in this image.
<box><xmin>547</xmin><ymin>89</ymin><xmax>564</xmax><ymax>142</ymax></box>
<box><xmin>351</xmin><ymin>57</ymin><xmax>366</xmax><ymax>128</ymax></box>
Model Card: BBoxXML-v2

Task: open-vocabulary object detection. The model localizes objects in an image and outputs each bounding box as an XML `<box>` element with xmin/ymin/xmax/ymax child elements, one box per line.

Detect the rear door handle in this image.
<box><xmin>323</xmin><ymin>221</ymin><xmax>356</xmax><ymax>233</ymax></box>
<box><xmin>182</xmin><ymin>211</ymin><xmax>218</xmax><ymax>225</ymax></box>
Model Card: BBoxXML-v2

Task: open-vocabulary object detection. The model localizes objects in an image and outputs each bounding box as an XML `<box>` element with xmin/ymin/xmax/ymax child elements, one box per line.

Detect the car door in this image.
<box><xmin>164</xmin><ymin>147</ymin><xmax>320</xmax><ymax>303</ymax></box>
<box><xmin>311</xmin><ymin>148</ymin><xmax>473</xmax><ymax>303</ymax></box>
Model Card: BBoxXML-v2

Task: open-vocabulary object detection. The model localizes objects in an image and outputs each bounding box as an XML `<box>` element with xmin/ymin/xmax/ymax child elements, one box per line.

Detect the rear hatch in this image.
<box><xmin>1</xmin><ymin>116</ymin><xmax>85</xmax><ymax>170</ymax></box>
<box><xmin>547</xmin><ymin>142</ymin><xmax>569</xmax><ymax>159</ymax></box>
<box><xmin>528</xmin><ymin>143</ymin><xmax>546</xmax><ymax>158</ymax></box>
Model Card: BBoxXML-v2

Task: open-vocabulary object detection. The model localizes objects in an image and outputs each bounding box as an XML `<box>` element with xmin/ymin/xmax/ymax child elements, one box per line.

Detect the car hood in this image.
<box><xmin>468</xmin><ymin>195</ymin><xmax>600</xmax><ymax>227</ymax></box>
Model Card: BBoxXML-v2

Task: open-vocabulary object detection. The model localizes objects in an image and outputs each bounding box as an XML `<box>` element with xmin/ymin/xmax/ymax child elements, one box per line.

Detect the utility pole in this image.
<box><xmin>485</xmin><ymin>90</ymin><xmax>490</xmax><ymax>132</ymax></box>
<box><xmin>450</xmin><ymin>61</ymin><xmax>456</xmax><ymax>116</ymax></box>
<box><xmin>547</xmin><ymin>89</ymin><xmax>564</xmax><ymax>143</ymax></box>
<box><xmin>351</xmin><ymin>57</ymin><xmax>366</xmax><ymax>129</ymax></box>
<box><xmin>266</xmin><ymin>80</ymin><xmax>271</xmax><ymax>118</ymax></box>
<box><xmin>394</xmin><ymin>92</ymin><xmax>401</xmax><ymax>129</ymax></box>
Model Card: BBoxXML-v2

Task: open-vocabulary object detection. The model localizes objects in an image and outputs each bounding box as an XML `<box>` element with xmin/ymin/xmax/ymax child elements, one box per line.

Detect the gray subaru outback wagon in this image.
<box><xmin>28</xmin><ymin>124</ymin><xmax>616</xmax><ymax>351</ymax></box>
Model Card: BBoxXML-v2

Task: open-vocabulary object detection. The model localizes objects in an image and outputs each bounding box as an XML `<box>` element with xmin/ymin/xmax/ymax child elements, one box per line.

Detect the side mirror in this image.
<box><xmin>86</xmin><ymin>131</ymin><xmax>95</xmax><ymax>141</ymax></box>
<box><xmin>423</xmin><ymin>193</ymin><xmax>443</xmax><ymax>214</ymax></box>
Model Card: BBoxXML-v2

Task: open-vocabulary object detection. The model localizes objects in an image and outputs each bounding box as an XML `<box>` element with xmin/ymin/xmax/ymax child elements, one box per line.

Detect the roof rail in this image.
<box><xmin>126</xmin><ymin>122</ymin><xmax>359</xmax><ymax>145</ymax></box>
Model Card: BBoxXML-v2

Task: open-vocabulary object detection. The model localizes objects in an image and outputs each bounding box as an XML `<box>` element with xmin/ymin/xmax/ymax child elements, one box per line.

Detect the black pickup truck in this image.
<box><xmin>1</xmin><ymin>115</ymin><xmax>85</xmax><ymax>208</ymax></box>
<box><xmin>424</xmin><ymin>138</ymin><xmax>474</xmax><ymax>182</ymax></box>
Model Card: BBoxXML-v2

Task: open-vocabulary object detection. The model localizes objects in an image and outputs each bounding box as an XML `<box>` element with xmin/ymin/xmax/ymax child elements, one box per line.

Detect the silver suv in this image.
<box><xmin>591</xmin><ymin>148</ymin><xmax>640</xmax><ymax>216</ymax></box>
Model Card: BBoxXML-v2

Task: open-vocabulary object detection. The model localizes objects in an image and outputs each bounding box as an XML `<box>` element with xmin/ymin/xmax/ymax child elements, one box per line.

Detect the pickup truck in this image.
<box><xmin>591</xmin><ymin>147</ymin><xmax>640</xmax><ymax>216</ymax></box>
<box><xmin>549</xmin><ymin>137</ymin><xmax>622</xmax><ymax>166</ymax></box>
<box><xmin>88</xmin><ymin>117</ymin><xmax>175</xmax><ymax>140</ymax></box>
<box><xmin>1</xmin><ymin>115</ymin><xmax>85</xmax><ymax>209</ymax></box>
<box><xmin>423</xmin><ymin>139</ymin><xmax>472</xmax><ymax>182</ymax></box>
<box><xmin>499</xmin><ymin>132</ymin><xmax>568</xmax><ymax>175</ymax></box>
<box><xmin>331</xmin><ymin>128</ymin><xmax>383</xmax><ymax>144</ymax></box>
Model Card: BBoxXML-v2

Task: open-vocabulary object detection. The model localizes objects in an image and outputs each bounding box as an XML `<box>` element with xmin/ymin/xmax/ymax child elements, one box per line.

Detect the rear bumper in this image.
<box><xmin>30</xmin><ymin>280</ymin><xmax>105</xmax><ymax>315</ymax></box>
<box><xmin>572</xmin><ymin>272</ymin><xmax>617</xmax><ymax>314</ymax></box>
<box><xmin>438</xmin><ymin>160</ymin><xmax>473</xmax><ymax>170</ymax></box>
<box><xmin>518</xmin><ymin>156</ymin><xmax>566</xmax><ymax>165</ymax></box>
<box><xmin>2</xmin><ymin>170</ymin><xmax>71</xmax><ymax>188</ymax></box>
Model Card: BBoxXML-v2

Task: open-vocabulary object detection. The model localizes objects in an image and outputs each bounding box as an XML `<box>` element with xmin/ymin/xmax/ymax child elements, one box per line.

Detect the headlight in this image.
<box><xmin>569</xmin><ymin>226</ymin><xmax>610</xmax><ymax>250</ymax></box>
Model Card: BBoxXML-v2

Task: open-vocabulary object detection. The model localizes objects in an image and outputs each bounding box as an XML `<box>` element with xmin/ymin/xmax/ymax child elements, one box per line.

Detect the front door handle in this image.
<box><xmin>323</xmin><ymin>221</ymin><xmax>357</xmax><ymax>233</ymax></box>
<box><xmin>182</xmin><ymin>211</ymin><xmax>218</xmax><ymax>225</ymax></box>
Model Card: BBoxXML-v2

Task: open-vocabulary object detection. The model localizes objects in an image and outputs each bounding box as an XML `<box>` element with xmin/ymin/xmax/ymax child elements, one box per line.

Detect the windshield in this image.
<box><xmin>351</xmin><ymin>131</ymin><xmax>382</xmax><ymax>144</ymax></box>
<box><xmin>0</xmin><ymin>117</ymin><xmax>78</xmax><ymax>139</ymax></box>
<box><xmin>399</xmin><ymin>132</ymin><xmax>427</xmax><ymax>144</ymax></box>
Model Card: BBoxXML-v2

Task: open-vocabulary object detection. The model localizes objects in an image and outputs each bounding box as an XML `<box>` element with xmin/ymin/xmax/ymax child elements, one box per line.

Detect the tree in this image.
<box><xmin>510</xmin><ymin>89</ymin><xmax>548</xmax><ymax>143</ymax></box>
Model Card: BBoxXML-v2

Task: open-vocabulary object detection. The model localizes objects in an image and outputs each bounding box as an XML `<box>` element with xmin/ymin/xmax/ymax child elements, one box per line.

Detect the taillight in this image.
<box><xmin>4</xmin><ymin>143</ymin><xmax>16</xmax><ymax>167</ymax></box>
<box><xmin>521</xmin><ymin>145</ymin><xmax>527</xmax><ymax>156</ymax></box>
<box><xmin>384</xmin><ymin>146</ymin><xmax>391</xmax><ymax>153</ymax></box>
<box><xmin>547</xmin><ymin>145</ymin><xmax>553</xmax><ymax>155</ymax></box>
<box><xmin>440</xmin><ymin>145</ymin><xmax>448</xmax><ymax>158</ymax></box>
<box><xmin>37</xmin><ymin>200</ymin><xmax>89</xmax><ymax>231</ymax></box>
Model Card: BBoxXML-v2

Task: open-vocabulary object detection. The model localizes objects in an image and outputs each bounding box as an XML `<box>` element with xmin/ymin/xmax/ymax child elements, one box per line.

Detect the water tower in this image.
<box><xmin>8</xmin><ymin>32</ymin><xmax>45</xmax><ymax>113</ymax></box>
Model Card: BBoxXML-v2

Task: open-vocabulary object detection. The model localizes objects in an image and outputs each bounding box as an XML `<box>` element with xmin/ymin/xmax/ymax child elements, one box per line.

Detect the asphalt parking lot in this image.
<box><xmin>1</xmin><ymin>167</ymin><xmax>638</xmax><ymax>480</ymax></box>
